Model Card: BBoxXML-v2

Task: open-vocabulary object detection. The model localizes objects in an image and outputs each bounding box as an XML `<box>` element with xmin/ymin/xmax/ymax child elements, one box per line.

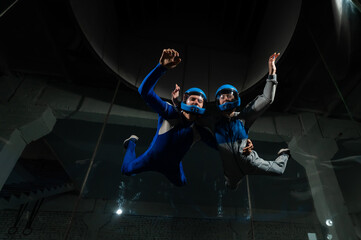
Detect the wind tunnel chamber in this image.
<box><xmin>1</xmin><ymin>0</ymin><xmax>361</xmax><ymax>239</ymax></box>
<box><xmin>69</xmin><ymin>0</ymin><xmax>301</xmax><ymax>99</ymax></box>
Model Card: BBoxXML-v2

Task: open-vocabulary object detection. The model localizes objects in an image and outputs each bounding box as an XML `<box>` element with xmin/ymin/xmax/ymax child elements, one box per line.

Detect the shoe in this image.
<box><xmin>123</xmin><ymin>135</ymin><xmax>139</xmax><ymax>149</ymax></box>
<box><xmin>278</xmin><ymin>148</ymin><xmax>290</xmax><ymax>156</ymax></box>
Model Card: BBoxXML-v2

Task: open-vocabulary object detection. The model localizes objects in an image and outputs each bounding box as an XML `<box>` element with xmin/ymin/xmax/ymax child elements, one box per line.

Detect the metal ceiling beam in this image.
<box><xmin>0</xmin><ymin>0</ymin><xmax>19</xmax><ymax>18</ymax></box>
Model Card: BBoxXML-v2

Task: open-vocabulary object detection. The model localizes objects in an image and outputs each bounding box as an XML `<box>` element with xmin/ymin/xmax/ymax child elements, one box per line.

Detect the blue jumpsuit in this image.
<box><xmin>121</xmin><ymin>64</ymin><xmax>202</xmax><ymax>187</ymax></box>
<box><xmin>214</xmin><ymin>75</ymin><xmax>289</xmax><ymax>189</ymax></box>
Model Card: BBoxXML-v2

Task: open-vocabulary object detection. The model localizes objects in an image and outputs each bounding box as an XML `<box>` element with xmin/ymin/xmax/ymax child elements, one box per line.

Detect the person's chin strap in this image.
<box><xmin>218</xmin><ymin>99</ymin><xmax>240</xmax><ymax>111</ymax></box>
<box><xmin>181</xmin><ymin>102</ymin><xmax>205</xmax><ymax>115</ymax></box>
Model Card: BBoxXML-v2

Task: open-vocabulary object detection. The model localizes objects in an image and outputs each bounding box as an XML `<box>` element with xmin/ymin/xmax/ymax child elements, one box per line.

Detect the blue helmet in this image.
<box><xmin>181</xmin><ymin>87</ymin><xmax>207</xmax><ymax>115</ymax></box>
<box><xmin>215</xmin><ymin>84</ymin><xmax>241</xmax><ymax>111</ymax></box>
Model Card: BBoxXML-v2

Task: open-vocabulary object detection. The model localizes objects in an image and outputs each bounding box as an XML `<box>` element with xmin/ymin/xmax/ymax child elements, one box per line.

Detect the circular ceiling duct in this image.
<box><xmin>70</xmin><ymin>0</ymin><xmax>301</xmax><ymax>101</ymax></box>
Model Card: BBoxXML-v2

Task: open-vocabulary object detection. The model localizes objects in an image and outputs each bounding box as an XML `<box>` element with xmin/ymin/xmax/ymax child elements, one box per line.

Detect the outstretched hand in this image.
<box><xmin>171</xmin><ymin>84</ymin><xmax>181</xmax><ymax>106</ymax></box>
<box><xmin>268</xmin><ymin>52</ymin><xmax>280</xmax><ymax>75</ymax></box>
<box><xmin>160</xmin><ymin>49</ymin><xmax>182</xmax><ymax>69</ymax></box>
<box><xmin>172</xmin><ymin>84</ymin><xmax>180</xmax><ymax>99</ymax></box>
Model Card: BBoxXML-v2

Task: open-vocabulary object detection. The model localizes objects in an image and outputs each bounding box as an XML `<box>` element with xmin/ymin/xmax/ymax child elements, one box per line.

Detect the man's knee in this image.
<box><xmin>272</xmin><ymin>169</ymin><xmax>284</xmax><ymax>176</ymax></box>
<box><xmin>268</xmin><ymin>163</ymin><xmax>287</xmax><ymax>176</ymax></box>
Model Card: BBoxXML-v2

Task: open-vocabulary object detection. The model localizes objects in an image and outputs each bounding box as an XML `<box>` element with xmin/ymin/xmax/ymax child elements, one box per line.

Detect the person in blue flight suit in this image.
<box><xmin>121</xmin><ymin>49</ymin><xmax>208</xmax><ymax>187</ymax></box>
<box><xmin>213</xmin><ymin>53</ymin><xmax>290</xmax><ymax>190</ymax></box>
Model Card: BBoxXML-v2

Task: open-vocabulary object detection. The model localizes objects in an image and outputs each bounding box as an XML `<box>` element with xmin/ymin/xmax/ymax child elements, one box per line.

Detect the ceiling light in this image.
<box><xmin>116</xmin><ymin>208</ymin><xmax>123</xmax><ymax>215</ymax></box>
<box><xmin>326</xmin><ymin>219</ymin><xmax>333</xmax><ymax>227</ymax></box>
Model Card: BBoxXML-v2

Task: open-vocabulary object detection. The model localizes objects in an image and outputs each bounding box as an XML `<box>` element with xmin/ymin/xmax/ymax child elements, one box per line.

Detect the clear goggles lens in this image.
<box><xmin>219</xmin><ymin>92</ymin><xmax>235</xmax><ymax>101</ymax></box>
<box><xmin>186</xmin><ymin>95</ymin><xmax>204</xmax><ymax>104</ymax></box>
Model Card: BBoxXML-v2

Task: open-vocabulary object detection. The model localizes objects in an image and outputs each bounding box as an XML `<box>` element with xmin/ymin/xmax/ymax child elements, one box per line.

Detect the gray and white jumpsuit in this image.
<box><xmin>214</xmin><ymin>75</ymin><xmax>289</xmax><ymax>189</ymax></box>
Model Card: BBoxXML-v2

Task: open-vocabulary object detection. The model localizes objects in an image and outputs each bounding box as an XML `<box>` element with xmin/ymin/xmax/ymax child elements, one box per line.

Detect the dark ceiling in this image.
<box><xmin>1</xmin><ymin>0</ymin><xmax>361</xmax><ymax>119</ymax></box>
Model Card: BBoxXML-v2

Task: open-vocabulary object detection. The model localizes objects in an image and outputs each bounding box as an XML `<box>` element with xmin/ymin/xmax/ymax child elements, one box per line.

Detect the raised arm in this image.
<box><xmin>241</xmin><ymin>53</ymin><xmax>280</xmax><ymax>130</ymax></box>
<box><xmin>138</xmin><ymin>49</ymin><xmax>182</xmax><ymax>118</ymax></box>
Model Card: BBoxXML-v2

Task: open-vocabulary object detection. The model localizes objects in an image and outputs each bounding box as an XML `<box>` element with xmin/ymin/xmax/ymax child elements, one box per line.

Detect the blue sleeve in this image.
<box><xmin>138</xmin><ymin>63</ymin><xmax>178</xmax><ymax>119</ymax></box>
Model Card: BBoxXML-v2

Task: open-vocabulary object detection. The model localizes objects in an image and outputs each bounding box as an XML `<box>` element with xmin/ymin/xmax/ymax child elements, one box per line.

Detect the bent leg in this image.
<box><xmin>121</xmin><ymin>140</ymin><xmax>152</xmax><ymax>175</ymax></box>
<box><xmin>121</xmin><ymin>141</ymin><xmax>186</xmax><ymax>186</ymax></box>
<box><xmin>245</xmin><ymin>150</ymin><xmax>289</xmax><ymax>176</ymax></box>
